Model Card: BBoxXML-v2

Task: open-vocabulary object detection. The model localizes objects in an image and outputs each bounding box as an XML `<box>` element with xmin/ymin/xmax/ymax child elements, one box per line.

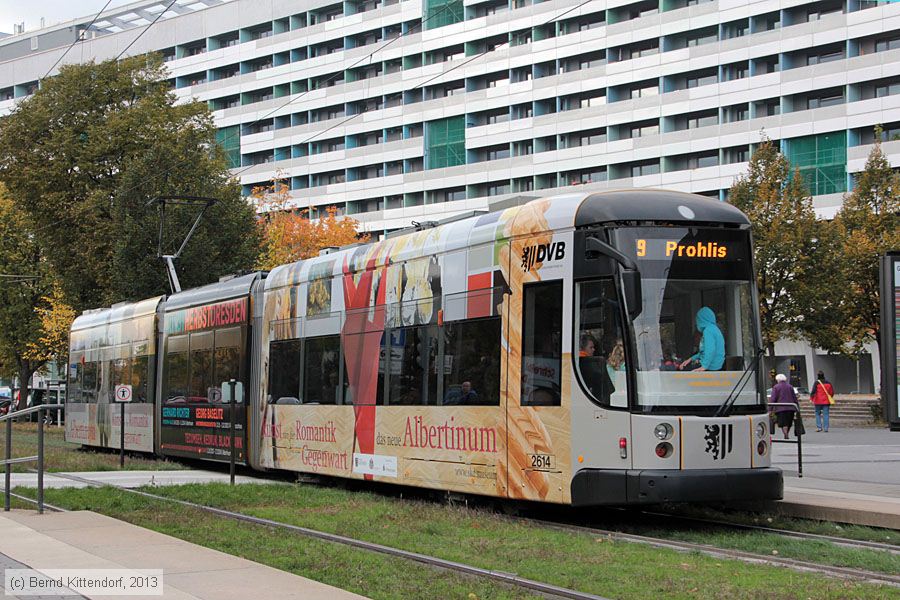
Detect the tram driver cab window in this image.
<box><xmin>575</xmin><ymin>279</ymin><xmax>628</xmax><ymax>408</ymax></box>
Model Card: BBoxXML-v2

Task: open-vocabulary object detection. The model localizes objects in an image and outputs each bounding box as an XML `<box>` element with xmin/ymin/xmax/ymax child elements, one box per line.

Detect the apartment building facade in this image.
<box><xmin>0</xmin><ymin>0</ymin><xmax>896</xmax><ymax>391</ymax></box>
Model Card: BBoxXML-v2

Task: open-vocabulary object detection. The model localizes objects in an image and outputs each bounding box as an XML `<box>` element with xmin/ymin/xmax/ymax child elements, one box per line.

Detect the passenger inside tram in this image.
<box><xmin>679</xmin><ymin>307</ymin><xmax>725</xmax><ymax>371</ymax></box>
<box><xmin>578</xmin><ymin>334</ymin><xmax>614</xmax><ymax>404</ymax></box>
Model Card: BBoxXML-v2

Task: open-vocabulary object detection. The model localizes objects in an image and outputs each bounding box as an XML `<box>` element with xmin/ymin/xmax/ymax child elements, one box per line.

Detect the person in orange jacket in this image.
<box><xmin>810</xmin><ymin>371</ymin><xmax>835</xmax><ymax>432</ymax></box>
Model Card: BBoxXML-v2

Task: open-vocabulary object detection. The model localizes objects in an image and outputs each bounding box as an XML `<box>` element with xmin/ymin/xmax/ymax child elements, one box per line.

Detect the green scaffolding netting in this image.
<box><xmin>786</xmin><ymin>131</ymin><xmax>847</xmax><ymax>196</ymax></box>
<box><xmin>425</xmin><ymin>0</ymin><xmax>463</xmax><ymax>30</ymax></box>
<box><xmin>216</xmin><ymin>126</ymin><xmax>241</xmax><ymax>169</ymax></box>
<box><xmin>425</xmin><ymin>116</ymin><xmax>465</xmax><ymax>170</ymax></box>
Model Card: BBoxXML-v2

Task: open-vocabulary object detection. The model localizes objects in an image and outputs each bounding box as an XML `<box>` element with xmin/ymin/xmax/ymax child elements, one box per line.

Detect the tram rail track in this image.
<box><xmin>33</xmin><ymin>471</ymin><xmax>610</xmax><ymax>600</ymax></box>
<box><xmin>619</xmin><ymin>507</ymin><xmax>900</xmax><ymax>555</ymax></box>
<box><xmin>27</xmin><ymin>471</ymin><xmax>900</xmax><ymax>593</ymax></box>
<box><xmin>520</xmin><ymin>517</ymin><xmax>900</xmax><ymax>589</ymax></box>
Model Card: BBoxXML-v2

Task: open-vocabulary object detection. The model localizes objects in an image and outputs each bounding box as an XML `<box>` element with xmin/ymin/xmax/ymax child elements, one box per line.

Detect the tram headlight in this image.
<box><xmin>756</xmin><ymin>422</ymin><xmax>767</xmax><ymax>439</ymax></box>
<box><xmin>653</xmin><ymin>423</ymin><xmax>674</xmax><ymax>441</ymax></box>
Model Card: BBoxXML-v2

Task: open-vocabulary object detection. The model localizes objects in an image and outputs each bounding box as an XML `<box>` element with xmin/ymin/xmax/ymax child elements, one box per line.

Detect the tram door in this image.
<box><xmin>504</xmin><ymin>231</ymin><xmax>572</xmax><ymax>504</ymax></box>
<box><xmin>570</xmin><ymin>278</ymin><xmax>632</xmax><ymax>465</ymax></box>
<box><xmin>568</xmin><ymin>231</ymin><xmax>634</xmax><ymax>500</ymax></box>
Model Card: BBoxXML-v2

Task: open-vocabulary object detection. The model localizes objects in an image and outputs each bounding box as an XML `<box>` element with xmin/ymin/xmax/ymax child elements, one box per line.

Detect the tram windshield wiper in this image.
<box><xmin>713</xmin><ymin>348</ymin><xmax>764</xmax><ymax>418</ymax></box>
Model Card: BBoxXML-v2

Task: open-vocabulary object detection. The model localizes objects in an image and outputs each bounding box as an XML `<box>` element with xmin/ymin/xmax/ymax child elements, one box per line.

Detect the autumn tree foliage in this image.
<box><xmin>0</xmin><ymin>190</ymin><xmax>74</xmax><ymax>408</ymax></box>
<box><xmin>254</xmin><ymin>179</ymin><xmax>370</xmax><ymax>270</ymax></box>
<box><xmin>26</xmin><ymin>284</ymin><xmax>77</xmax><ymax>365</ymax></box>
<box><xmin>833</xmin><ymin>133</ymin><xmax>900</xmax><ymax>368</ymax></box>
<box><xmin>728</xmin><ymin>138</ymin><xmax>828</xmax><ymax>358</ymax></box>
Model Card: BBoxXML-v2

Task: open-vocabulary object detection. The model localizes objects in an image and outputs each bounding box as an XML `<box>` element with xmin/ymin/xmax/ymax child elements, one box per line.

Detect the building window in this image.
<box><xmin>875</xmin><ymin>36</ymin><xmax>900</xmax><ymax>53</ymax></box>
<box><xmin>630</xmin><ymin>123</ymin><xmax>659</xmax><ymax>138</ymax></box>
<box><xmin>631</xmin><ymin>83</ymin><xmax>658</xmax><ymax>99</ymax></box>
<box><xmin>631</xmin><ymin>161</ymin><xmax>660</xmax><ymax>177</ymax></box>
<box><xmin>487</xmin><ymin>182</ymin><xmax>510</xmax><ymax>196</ymax></box>
<box><xmin>807</xmin><ymin>92</ymin><xmax>844</xmax><ymax>109</ymax></box>
<box><xmin>426</xmin><ymin>116</ymin><xmax>466</xmax><ymax>169</ymax></box>
<box><xmin>875</xmin><ymin>82</ymin><xmax>900</xmax><ymax>98</ymax></box>
<box><xmin>512</xmin><ymin>104</ymin><xmax>533</xmax><ymax>120</ymax></box>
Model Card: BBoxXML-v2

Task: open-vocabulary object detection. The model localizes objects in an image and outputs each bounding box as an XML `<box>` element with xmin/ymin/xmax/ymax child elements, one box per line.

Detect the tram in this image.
<box><xmin>65</xmin><ymin>190</ymin><xmax>783</xmax><ymax>505</ymax></box>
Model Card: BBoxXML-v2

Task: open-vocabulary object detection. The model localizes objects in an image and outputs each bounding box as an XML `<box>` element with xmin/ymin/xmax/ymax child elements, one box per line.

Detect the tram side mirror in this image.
<box><xmin>583</xmin><ymin>236</ymin><xmax>610</xmax><ymax>262</ymax></box>
<box><xmin>584</xmin><ymin>236</ymin><xmax>642</xmax><ymax>320</ymax></box>
<box><xmin>621</xmin><ymin>270</ymin><xmax>642</xmax><ymax>321</ymax></box>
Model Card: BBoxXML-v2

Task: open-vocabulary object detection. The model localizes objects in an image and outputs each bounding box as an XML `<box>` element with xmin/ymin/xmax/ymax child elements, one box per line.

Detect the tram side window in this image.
<box><xmin>521</xmin><ymin>281</ymin><xmax>563</xmax><ymax>406</ymax></box>
<box><xmin>575</xmin><ymin>279</ymin><xmax>628</xmax><ymax>407</ymax></box>
<box><xmin>111</xmin><ymin>346</ymin><xmax>131</xmax><ymax>392</ymax></box>
<box><xmin>387</xmin><ymin>325</ymin><xmax>438</xmax><ymax>405</ymax></box>
<box><xmin>442</xmin><ymin>317</ymin><xmax>501</xmax><ymax>406</ymax></box>
<box><xmin>67</xmin><ymin>358</ymin><xmax>82</xmax><ymax>403</ymax></box>
<box><xmin>189</xmin><ymin>331</ymin><xmax>214</xmax><ymax>401</ymax></box>
<box><xmin>305</xmin><ymin>335</ymin><xmax>341</xmax><ymax>404</ymax></box>
<box><xmin>342</xmin><ymin>332</ymin><xmax>381</xmax><ymax>405</ymax></box>
<box><xmin>131</xmin><ymin>342</ymin><xmax>150</xmax><ymax>403</ymax></box>
<box><xmin>215</xmin><ymin>327</ymin><xmax>243</xmax><ymax>396</ymax></box>
<box><xmin>100</xmin><ymin>350</ymin><xmax>115</xmax><ymax>403</ymax></box>
<box><xmin>82</xmin><ymin>361</ymin><xmax>98</xmax><ymax>403</ymax></box>
<box><xmin>269</xmin><ymin>339</ymin><xmax>301</xmax><ymax>404</ymax></box>
<box><xmin>166</xmin><ymin>335</ymin><xmax>189</xmax><ymax>403</ymax></box>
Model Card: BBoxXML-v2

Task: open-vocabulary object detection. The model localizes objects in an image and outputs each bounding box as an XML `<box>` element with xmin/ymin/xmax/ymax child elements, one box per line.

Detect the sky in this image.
<box><xmin>0</xmin><ymin>1</ymin><xmax>134</xmax><ymax>34</ymax></box>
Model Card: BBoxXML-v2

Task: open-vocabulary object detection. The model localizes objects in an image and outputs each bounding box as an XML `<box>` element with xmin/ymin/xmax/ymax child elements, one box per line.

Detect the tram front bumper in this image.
<box><xmin>571</xmin><ymin>467</ymin><xmax>783</xmax><ymax>506</ymax></box>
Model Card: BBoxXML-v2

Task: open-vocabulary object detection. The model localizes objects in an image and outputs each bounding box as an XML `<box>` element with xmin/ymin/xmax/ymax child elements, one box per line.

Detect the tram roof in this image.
<box><xmin>575</xmin><ymin>189</ymin><xmax>750</xmax><ymax>228</ymax></box>
<box><xmin>164</xmin><ymin>272</ymin><xmax>263</xmax><ymax>312</ymax></box>
<box><xmin>265</xmin><ymin>190</ymin><xmax>750</xmax><ymax>290</ymax></box>
<box><xmin>71</xmin><ymin>295</ymin><xmax>163</xmax><ymax>332</ymax></box>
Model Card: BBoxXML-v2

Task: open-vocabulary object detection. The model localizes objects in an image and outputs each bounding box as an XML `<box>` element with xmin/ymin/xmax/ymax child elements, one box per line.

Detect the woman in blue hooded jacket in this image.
<box><xmin>679</xmin><ymin>307</ymin><xmax>725</xmax><ymax>371</ymax></box>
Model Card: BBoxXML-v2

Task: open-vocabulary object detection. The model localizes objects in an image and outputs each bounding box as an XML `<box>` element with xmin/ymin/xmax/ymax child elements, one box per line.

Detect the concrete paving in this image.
<box><xmin>771</xmin><ymin>426</ymin><xmax>900</xmax><ymax>528</ymax></box>
<box><xmin>0</xmin><ymin>510</ymin><xmax>368</xmax><ymax>600</ymax></box>
<box><xmin>7</xmin><ymin>470</ymin><xmax>264</xmax><ymax>489</ymax></box>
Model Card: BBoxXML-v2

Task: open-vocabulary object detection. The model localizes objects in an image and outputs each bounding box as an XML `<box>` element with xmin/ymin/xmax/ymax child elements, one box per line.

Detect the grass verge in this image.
<box><xmin>0</xmin><ymin>423</ymin><xmax>184</xmax><ymax>472</ymax></box>
<box><xmin>665</xmin><ymin>503</ymin><xmax>899</xmax><ymax>547</ymax></box>
<box><xmin>14</xmin><ymin>483</ymin><xmax>898</xmax><ymax>600</ymax></box>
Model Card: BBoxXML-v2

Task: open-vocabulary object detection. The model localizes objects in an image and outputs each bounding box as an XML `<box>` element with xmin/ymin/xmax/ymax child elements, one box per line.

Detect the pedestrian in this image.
<box><xmin>810</xmin><ymin>370</ymin><xmax>835</xmax><ymax>432</ymax></box>
<box><xmin>769</xmin><ymin>373</ymin><xmax>798</xmax><ymax>440</ymax></box>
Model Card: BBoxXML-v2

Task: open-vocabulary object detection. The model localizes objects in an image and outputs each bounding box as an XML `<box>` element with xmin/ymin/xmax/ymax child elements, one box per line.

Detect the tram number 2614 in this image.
<box><xmin>529</xmin><ymin>454</ymin><xmax>555</xmax><ymax>470</ymax></box>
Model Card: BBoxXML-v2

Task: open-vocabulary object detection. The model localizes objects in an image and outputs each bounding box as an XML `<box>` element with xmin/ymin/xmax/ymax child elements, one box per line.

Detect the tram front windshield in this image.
<box><xmin>614</xmin><ymin>227</ymin><xmax>762</xmax><ymax>414</ymax></box>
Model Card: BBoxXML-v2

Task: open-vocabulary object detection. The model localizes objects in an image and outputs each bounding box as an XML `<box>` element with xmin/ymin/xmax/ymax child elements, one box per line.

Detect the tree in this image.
<box><xmin>26</xmin><ymin>283</ymin><xmax>77</xmax><ymax>366</ymax></box>
<box><xmin>833</xmin><ymin>134</ymin><xmax>900</xmax><ymax>398</ymax></box>
<box><xmin>0</xmin><ymin>190</ymin><xmax>59</xmax><ymax>410</ymax></box>
<box><xmin>0</xmin><ymin>55</ymin><xmax>260</xmax><ymax>311</ymax></box>
<box><xmin>253</xmin><ymin>178</ymin><xmax>369</xmax><ymax>270</ymax></box>
<box><xmin>728</xmin><ymin>138</ymin><xmax>830</xmax><ymax>357</ymax></box>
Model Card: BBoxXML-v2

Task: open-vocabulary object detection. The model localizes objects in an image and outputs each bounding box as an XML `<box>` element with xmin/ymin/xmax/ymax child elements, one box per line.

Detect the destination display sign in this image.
<box><xmin>635</xmin><ymin>238</ymin><xmax>729</xmax><ymax>260</ymax></box>
<box><xmin>166</xmin><ymin>297</ymin><xmax>247</xmax><ymax>334</ymax></box>
<box><xmin>614</xmin><ymin>227</ymin><xmax>752</xmax><ymax>280</ymax></box>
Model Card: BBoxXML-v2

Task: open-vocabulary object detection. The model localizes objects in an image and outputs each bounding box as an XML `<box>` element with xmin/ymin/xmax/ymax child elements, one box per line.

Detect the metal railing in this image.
<box><xmin>1</xmin><ymin>402</ymin><xmax>65</xmax><ymax>514</ymax></box>
<box><xmin>768</xmin><ymin>401</ymin><xmax>804</xmax><ymax>478</ymax></box>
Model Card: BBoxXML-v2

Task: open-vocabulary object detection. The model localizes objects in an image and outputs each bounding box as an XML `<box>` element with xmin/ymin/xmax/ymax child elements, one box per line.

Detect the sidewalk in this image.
<box><xmin>771</xmin><ymin>427</ymin><xmax>900</xmax><ymax>529</ymax></box>
<box><xmin>6</xmin><ymin>470</ymin><xmax>264</xmax><ymax>489</ymax></box>
<box><xmin>0</xmin><ymin>510</ymin><xmax>368</xmax><ymax>600</ymax></box>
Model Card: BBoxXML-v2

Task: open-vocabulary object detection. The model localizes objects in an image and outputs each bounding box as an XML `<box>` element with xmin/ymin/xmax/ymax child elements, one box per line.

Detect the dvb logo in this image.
<box><xmin>521</xmin><ymin>241</ymin><xmax>565</xmax><ymax>272</ymax></box>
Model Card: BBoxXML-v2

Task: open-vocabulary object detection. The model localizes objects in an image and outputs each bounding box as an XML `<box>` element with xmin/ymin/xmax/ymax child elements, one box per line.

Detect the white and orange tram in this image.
<box><xmin>65</xmin><ymin>190</ymin><xmax>783</xmax><ymax>505</ymax></box>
